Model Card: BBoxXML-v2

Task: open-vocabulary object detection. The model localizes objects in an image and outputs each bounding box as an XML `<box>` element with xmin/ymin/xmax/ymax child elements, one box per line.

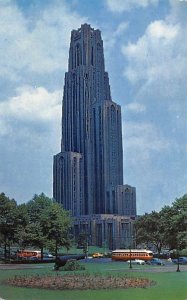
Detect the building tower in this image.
<box><xmin>53</xmin><ymin>24</ymin><xmax>136</xmax><ymax>249</ymax></box>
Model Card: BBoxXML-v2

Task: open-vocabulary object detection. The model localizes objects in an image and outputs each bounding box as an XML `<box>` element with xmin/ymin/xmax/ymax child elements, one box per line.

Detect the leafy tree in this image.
<box><xmin>0</xmin><ymin>193</ymin><xmax>18</xmax><ymax>260</ymax></box>
<box><xmin>158</xmin><ymin>205</ymin><xmax>177</xmax><ymax>250</ymax></box>
<box><xmin>23</xmin><ymin>193</ymin><xmax>53</xmax><ymax>259</ymax></box>
<box><xmin>168</xmin><ymin>195</ymin><xmax>187</xmax><ymax>250</ymax></box>
<box><xmin>43</xmin><ymin>202</ymin><xmax>72</xmax><ymax>260</ymax></box>
<box><xmin>77</xmin><ymin>232</ymin><xmax>89</xmax><ymax>256</ymax></box>
<box><xmin>77</xmin><ymin>233</ymin><xmax>87</xmax><ymax>247</ymax></box>
<box><xmin>21</xmin><ymin>194</ymin><xmax>72</xmax><ymax>260</ymax></box>
<box><xmin>135</xmin><ymin>194</ymin><xmax>187</xmax><ymax>253</ymax></box>
<box><xmin>135</xmin><ymin>211</ymin><xmax>167</xmax><ymax>253</ymax></box>
<box><xmin>14</xmin><ymin>203</ymin><xmax>29</xmax><ymax>247</ymax></box>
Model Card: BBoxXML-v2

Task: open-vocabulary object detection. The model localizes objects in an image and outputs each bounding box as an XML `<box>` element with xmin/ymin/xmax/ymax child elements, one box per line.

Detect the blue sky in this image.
<box><xmin>0</xmin><ymin>0</ymin><xmax>186</xmax><ymax>214</ymax></box>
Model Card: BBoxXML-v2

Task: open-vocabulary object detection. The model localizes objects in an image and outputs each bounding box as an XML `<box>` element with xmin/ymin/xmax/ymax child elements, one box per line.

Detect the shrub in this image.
<box><xmin>61</xmin><ymin>259</ymin><xmax>85</xmax><ymax>271</ymax></box>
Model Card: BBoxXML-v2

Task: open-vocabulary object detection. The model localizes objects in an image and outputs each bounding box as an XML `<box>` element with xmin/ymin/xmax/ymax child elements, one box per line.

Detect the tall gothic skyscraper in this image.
<box><xmin>53</xmin><ymin>24</ymin><xmax>136</xmax><ymax>248</ymax></box>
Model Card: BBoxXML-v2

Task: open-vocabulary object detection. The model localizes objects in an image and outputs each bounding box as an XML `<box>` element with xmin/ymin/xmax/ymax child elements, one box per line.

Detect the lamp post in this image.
<box><xmin>176</xmin><ymin>208</ymin><xmax>182</xmax><ymax>273</ymax></box>
<box><xmin>176</xmin><ymin>252</ymin><xmax>180</xmax><ymax>272</ymax></box>
<box><xmin>129</xmin><ymin>244</ymin><xmax>132</xmax><ymax>269</ymax></box>
<box><xmin>129</xmin><ymin>235</ymin><xmax>134</xmax><ymax>269</ymax></box>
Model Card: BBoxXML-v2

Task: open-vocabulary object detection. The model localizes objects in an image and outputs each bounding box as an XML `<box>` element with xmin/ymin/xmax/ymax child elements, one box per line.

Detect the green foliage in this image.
<box><xmin>135</xmin><ymin>194</ymin><xmax>187</xmax><ymax>252</ymax></box>
<box><xmin>135</xmin><ymin>211</ymin><xmax>164</xmax><ymax>253</ymax></box>
<box><xmin>180</xmin><ymin>248</ymin><xmax>187</xmax><ymax>256</ymax></box>
<box><xmin>43</xmin><ymin>202</ymin><xmax>72</xmax><ymax>259</ymax></box>
<box><xmin>23</xmin><ymin>194</ymin><xmax>72</xmax><ymax>259</ymax></box>
<box><xmin>0</xmin><ymin>193</ymin><xmax>20</xmax><ymax>260</ymax></box>
<box><xmin>0</xmin><ymin>192</ymin><xmax>72</xmax><ymax>260</ymax></box>
<box><xmin>77</xmin><ymin>232</ymin><xmax>89</xmax><ymax>255</ymax></box>
<box><xmin>61</xmin><ymin>259</ymin><xmax>86</xmax><ymax>271</ymax></box>
<box><xmin>20</xmin><ymin>193</ymin><xmax>54</xmax><ymax>257</ymax></box>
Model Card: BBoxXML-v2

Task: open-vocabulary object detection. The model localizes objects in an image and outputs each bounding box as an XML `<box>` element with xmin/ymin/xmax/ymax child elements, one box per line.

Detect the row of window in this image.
<box><xmin>114</xmin><ymin>252</ymin><xmax>148</xmax><ymax>257</ymax></box>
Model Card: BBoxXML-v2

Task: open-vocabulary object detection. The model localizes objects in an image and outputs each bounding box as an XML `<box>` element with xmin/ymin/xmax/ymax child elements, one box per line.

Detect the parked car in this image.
<box><xmin>127</xmin><ymin>259</ymin><xmax>145</xmax><ymax>265</ymax></box>
<box><xmin>42</xmin><ymin>254</ymin><xmax>55</xmax><ymax>261</ymax></box>
<box><xmin>172</xmin><ymin>257</ymin><xmax>187</xmax><ymax>265</ymax></box>
<box><xmin>92</xmin><ymin>252</ymin><xmax>104</xmax><ymax>258</ymax></box>
<box><xmin>146</xmin><ymin>258</ymin><xmax>165</xmax><ymax>265</ymax></box>
<box><xmin>43</xmin><ymin>253</ymin><xmax>54</xmax><ymax>258</ymax></box>
<box><xmin>28</xmin><ymin>256</ymin><xmax>39</xmax><ymax>261</ymax></box>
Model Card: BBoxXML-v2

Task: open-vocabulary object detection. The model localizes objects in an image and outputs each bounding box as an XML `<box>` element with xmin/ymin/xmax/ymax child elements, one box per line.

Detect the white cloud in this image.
<box><xmin>0</xmin><ymin>1</ymin><xmax>86</xmax><ymax>80</ymax></box>
<box><xmin>123</xmin><ymin>121</ymin><xmax>170</xmax><ymax>161</ymax></box>
<box><xmin>122</xmin><ymin>20</ymin><xmax>181</xmax><ymax>84</ymax></box>
<box><xmin>123</xmin><ymin>119</ymin><xmax>187</xmax><ymax>213</ymax></box>
<box><xmin>0</xmin><ymin>86</ymin><xmax>62</xmax><ymax>136</ymax></box>
<box><xmin>121</xmin><ymin>1</ymin><xmax>187</xmax><ymax>95</ymax></box>
<box><xmin>0</xmin><ymin>0</ymin><xmax>89</xmax><ymax>204</ymax></box>
<box><xmin>124</xmin><ymin>102</ymin><xmax>146</xmax><ymax>113</ymax></box>
<box><xmin>148</xmin><ymin>20</ymin><xmax>179</xmax><ymax>39</ymax></box>
<box><xmin>114</xmin><ymin>22</ymin><xmax>129</xmax><ymax>36</ymax></box>
<box><xmin>103</xmin><ymin>21</ymin><xmax>129</xmax><ymax>49</ymax></box>
<box><xmin>120</xmin><ymin>2</ymin><xmax>187</xmax><ymax>213</ymax></box>
<box><xmin>0</xmin><ymin>120</ymin><xmax>11</xmax><ymax>136</ymax></box>
<box><xmin>106</xmin><ymin>0</ymin><xmax>159</xmax><ymax>12</ymax></box>
<box><xmin>121</xmin><ymin>3</ymin><xmax>187</xmax><ymax>131</ymax></box>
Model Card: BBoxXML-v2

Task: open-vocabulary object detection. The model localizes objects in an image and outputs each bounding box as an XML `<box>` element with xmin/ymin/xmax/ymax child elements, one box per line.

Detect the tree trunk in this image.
<box><xmin>41</xmin><ymin>247</ymin><xmax>43</xmax><ymax>261</ymax></box>
<box><xmin>4</xmin><ymin>235</ymin><xmax>7</xmax><ymax>262</ymax></box>
<box><xmin>8</xmin><ymin>242</ymin><xmax>11</xmax><ymax>261</ymax></box>
<box><xmin>55</xmin><ymin>239</ymin><xmax>58</xmax><ymax>262</ymax></box>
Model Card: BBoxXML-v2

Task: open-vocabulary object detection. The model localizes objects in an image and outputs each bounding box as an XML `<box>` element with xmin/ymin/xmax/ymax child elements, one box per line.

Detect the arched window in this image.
<box><xmin>75</xmin><ymin>43</ymin><xmax>82</xmax><ymax>67</ymax></box>
<box><xmin>111</xmin><ymin>105</ymin><xmax>116</xmax><ymax>124</ymax></box>
<box><xmin>91</xmin><ymin>46</ymin><xmax>94</xmax><ymax>65</ymax></box>
<box><xmin>97</xmin><ymin>43</ymin><xmax>101</xmax><ymax>65</ymax></box>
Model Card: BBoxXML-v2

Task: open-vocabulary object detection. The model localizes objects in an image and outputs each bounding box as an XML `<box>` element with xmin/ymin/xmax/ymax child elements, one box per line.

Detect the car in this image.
<box><xmin>43</xmin><ymin>253</ymin><xmax>54</xmax><ymax>258</ymax></box>
<box><xmin>42</xmin><ymin>255</ymin><xmax>55</xmax><ymax>261</ymax></box>
<box><xmin>28</xmin><ymin>256</ymin><xmax>39</xmax><ymax>261</ymax></box>
<box><xmin>146</xmin><ymin>258</ymin><xmax>165</xmax><ymax>265</ymax></box>
<box><xmin>172</xmin><ymin>257</ymin><xmax>187</xmax><ymax>265</ymax></box>
<box><xmin>127</xmin><ymin>259</ymin><xmax>145</xmax><ymax>265</ymax></box>
<box><xmin>92</xmin><ymin>252</ymin><xmax>104</xmax><ymax>258</ymax></box>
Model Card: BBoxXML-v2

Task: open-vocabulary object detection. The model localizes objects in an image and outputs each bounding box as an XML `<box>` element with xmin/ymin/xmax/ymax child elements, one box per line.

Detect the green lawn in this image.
<box><xmin>0</xmin><ymin>261</ymin><xmax>186</xmax><ymax>300</ymax></box>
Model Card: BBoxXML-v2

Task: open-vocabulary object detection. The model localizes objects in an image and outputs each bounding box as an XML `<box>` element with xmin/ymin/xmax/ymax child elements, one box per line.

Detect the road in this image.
<box><xmin>0</xmin><ymin>258</ymin><xmax>187</xmax><ymax>273</ymax></box>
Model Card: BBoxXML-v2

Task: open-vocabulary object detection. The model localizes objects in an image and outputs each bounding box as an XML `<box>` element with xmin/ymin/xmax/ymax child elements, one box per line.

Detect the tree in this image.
<box><xmin>167</xmin><ymin>195</ymin><xmax>187</xmax><ymax>250</ymax></box>
<box><xmin>0</xmin><ymin>193</ymin><xmax>18</xmax><ymax>261</ymax></box>
<box><xmin>159</xmin><ymin>205</ymin><xmax>178</xmax><ymax>250</ymax></box>
<box><xmin>43</xmin><ymin>202</ymin><xmax>72</xmax><ymax>260</ymax></box>
<box><xmin>77</xmin><ymin>232</ymin><xmax>89</xmax><ymax>255</ymax></box>
<box><xmin>22</xmin><ymin>194</ymin><xmax>72</xmax><ymax>261</ymax></box>
<box><xmin>135</xmin><ymin>194</ymin><xmax>187</xmax><ymax>253</ymax></box>
<box><xmin>24</xmin><ymin>193</ymin><xmax>53</xmax><ymax>259</ymax></box>
<box><xmin>135</xmin><ymin>211</ymin><xmax>166</xmax><ymax>254</ymax></box>
<box><xmin>14</xmin><ymin>203</ymin><xmax>29</xmax><ymax>247</ymax></box>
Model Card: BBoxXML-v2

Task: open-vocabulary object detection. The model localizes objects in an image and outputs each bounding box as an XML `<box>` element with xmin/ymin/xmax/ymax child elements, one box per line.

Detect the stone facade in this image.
<box><xmin>74</xmin><ymin>214</ymin><xmax>135</xmax><ymax>250</ymax></box>
<box><xmin>53</xmin><ymin>24</ymin><xmax>137</xmax><ymax>249</ymax></box>
<box><xmin>115</xmin><ymin>185</ymin><xmax>136</xmax><ymax>217</ymax></box>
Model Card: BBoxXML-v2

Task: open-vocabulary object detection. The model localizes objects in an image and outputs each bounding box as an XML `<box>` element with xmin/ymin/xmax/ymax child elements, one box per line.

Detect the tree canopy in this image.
<box><xmin>135</xmin><ymin>194</ymin><xmax>187</xmax><ymax>253</ymax></box>
<box><xmin>0</xmin><ymin>193</ymin><xmax>20</xmax><ymax>260</ymax></box>
<box><xmin>0</xmin><ymin>192</ymin><xmax>72</xmax><ymax>261</ymax></box>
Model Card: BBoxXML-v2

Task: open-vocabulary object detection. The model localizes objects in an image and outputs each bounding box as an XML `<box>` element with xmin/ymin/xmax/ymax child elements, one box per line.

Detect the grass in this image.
<box><xmin>0</xmin><ymin>261</ymin><xmax>187</xmax><ymax>300</ymax></box>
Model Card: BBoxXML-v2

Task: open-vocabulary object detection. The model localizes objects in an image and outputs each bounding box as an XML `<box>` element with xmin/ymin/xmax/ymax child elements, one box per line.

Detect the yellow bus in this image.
<box><xmin>111</xmin><ymin>249</ymin><xmax>153</xmax><ymax>261</ymax></box>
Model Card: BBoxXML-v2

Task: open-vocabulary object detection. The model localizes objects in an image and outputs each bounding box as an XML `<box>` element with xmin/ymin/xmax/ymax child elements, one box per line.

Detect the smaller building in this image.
<box><xmin>73</xmin><ymin>214</ymin><xmax>135</xmax><ymax>250</ymax></box>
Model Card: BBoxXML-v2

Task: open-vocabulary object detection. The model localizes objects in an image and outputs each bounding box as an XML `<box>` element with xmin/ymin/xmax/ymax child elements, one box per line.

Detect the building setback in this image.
<box><xmin>53</xmin><ymin>24</ymin><xmax>136</xmax><ymax>249</ymax></box>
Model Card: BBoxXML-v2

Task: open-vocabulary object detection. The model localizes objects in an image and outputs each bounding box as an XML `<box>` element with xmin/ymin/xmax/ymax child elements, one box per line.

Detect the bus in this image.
<box><xmin>17</xmin><ymin>250</ymin><xmax>41</xmax><ymax>260</ymax></box>
<box><xmin>111</xmin><ymin>249</ymin><xmax>153</xmax><ymax>261</ymax></box>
